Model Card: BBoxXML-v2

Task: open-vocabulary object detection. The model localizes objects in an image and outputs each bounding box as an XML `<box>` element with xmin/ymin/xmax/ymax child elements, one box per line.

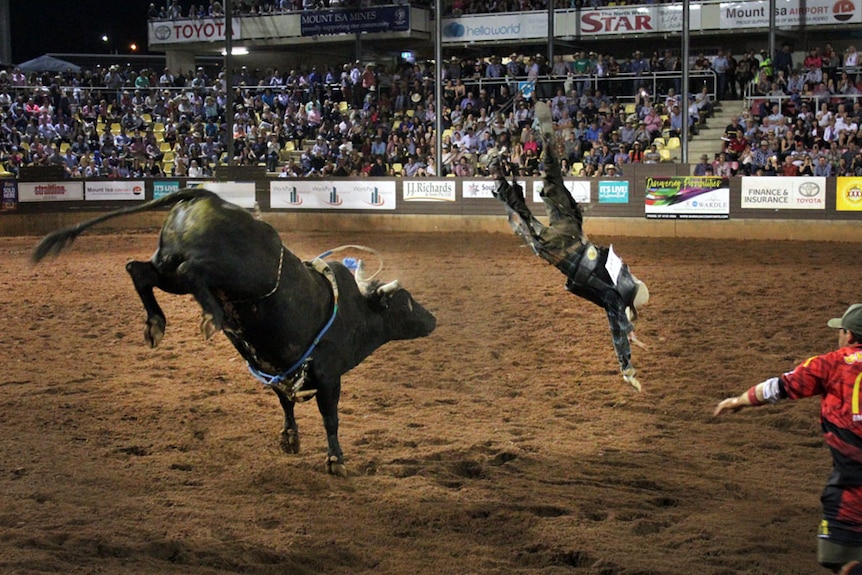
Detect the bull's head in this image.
<box><xmin>378</xmin><ymin>285</ymin><xmax>436</xmax><ymax>341</ymax></box>
<box><xmin>355</xmin><ymin>259</ymin><xmax>435</xmax><ymax>339</ymax></box>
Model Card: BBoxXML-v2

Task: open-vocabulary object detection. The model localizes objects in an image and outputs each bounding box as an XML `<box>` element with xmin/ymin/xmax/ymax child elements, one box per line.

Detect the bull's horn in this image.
<box><xmin>355</xmin><ymin>259</ymin><xmax>367</xmax><ymax>283</ymax></box>
<box><xmin>377</xmin><ymin>280</ymin><xmax>401</xmax><ymax>295</ymax></box>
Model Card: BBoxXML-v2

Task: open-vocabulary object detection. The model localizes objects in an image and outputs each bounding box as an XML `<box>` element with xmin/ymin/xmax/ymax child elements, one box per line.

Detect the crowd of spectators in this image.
<box><xmin>0</xmin><ymin>49</ymin><xmax>679</xmax><ymax>180</ymax></box>
<box><xmin>143</xmin><ymin>0</ymin><xmax>683</xmax><ymax>19</ymax></box>
<box><xmin>3</xmin><ymin>40</ymin><xmax>862</xmax><ymax>181</ymax></box>
<box><xmin>698</xmin><ymin>43</ymin><xmax>862</xmax><ymax>177</ymax></box>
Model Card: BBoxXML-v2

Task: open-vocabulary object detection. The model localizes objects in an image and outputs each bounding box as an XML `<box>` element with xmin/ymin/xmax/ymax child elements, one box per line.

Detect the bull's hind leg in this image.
<box><xmin>126</xmin><ymin>260</ymin><xmax>172</xmax><ymax>347</ymax></box>
<box><xmin>271</xmin><ymin>386</ymin><xmax>301</xmax><ymax>454</ymax></box>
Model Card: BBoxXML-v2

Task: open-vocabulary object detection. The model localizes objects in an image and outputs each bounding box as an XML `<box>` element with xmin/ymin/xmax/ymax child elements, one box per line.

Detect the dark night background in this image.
<box><xmin>10</xmin><ymin>0</ymin><xmax>155</xmax><ymax>63</ymax></box>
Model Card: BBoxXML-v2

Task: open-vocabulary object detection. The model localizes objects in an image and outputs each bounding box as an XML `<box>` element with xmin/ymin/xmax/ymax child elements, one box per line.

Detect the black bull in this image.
<box><xmin>31</xmin><ymin>188</ymin><xmax>436</xmax><ymax>476</ymax></box>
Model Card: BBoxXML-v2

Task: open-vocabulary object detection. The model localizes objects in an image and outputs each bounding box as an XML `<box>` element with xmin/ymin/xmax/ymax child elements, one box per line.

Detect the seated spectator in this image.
<box><xmin>643</xmin><ymin>143</ymin><xmax>661</xmax><ymax>164</ymax></box>
<box><xmin>691</xmin><ymin>85</ymin><xmax>712</xmax><ymax>120</ymax></box>
<box><xmin>813</xmin><ymin>154</ymin><xmax>833</xmax><ymax>176</ymax></box>
<box><xmin>453</xmin><ymin>154</ymin><xmax>474</xmax><ymax>177</ymax></box>
<box><xmin>693</xmin><ymin>154</ymin><xmax>712</xmax><ymax>176</ymax></box>
<box><xmin>712</xmin><ymin>151</ymin><xmax>736</xmax><ymax>177</ymax></box>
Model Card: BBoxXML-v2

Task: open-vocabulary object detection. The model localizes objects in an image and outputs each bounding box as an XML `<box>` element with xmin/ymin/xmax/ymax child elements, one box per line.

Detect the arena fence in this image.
<box><xmin>1</xmin><ymin>165</ymin><xmax>861</xmax><ymax>242</ymax></box>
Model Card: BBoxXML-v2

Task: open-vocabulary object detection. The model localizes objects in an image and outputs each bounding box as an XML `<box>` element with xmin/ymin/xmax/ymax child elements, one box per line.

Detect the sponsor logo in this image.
<box><xmin>798</xmin><ymin>181</ymin><xmax>821</xmax><ymax>197</ymax></box>
<box><xmin>846</xmin><ymin>185</ymin><xmax>862</xmax><ymax>203</ymax></box>
<box><xmin>154</xmin><ymin>25</ymin><xmax>172</xmax><ymax>40</ymax></box>
<box><xmin>833</xmin><ymin>0</ymin><xmax>856</xmax><ymax>22</ymax></box>
<box><xmin>444</xmin><ymin>22</ymin><xmax>464</xmax><ymax>37</ymax></box>
<box><xmin>324</xmin><ymin>187</ymin><xmax>343</xmax><ymax>206</ymax></box>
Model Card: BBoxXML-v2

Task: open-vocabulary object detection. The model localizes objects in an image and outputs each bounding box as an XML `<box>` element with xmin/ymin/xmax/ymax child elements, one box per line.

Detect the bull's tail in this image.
<box><xmin>31</xmin><ymin>188</ymin><xmax>220</xmax><ymax>263</ymax></box>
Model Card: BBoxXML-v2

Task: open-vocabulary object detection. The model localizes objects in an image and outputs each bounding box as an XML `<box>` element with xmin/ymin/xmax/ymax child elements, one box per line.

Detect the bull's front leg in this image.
<box><xmin>177</xmin><ymin>262</ymin><xmax>225</xmax><ymax>340</ymax></box>
<box><xmin>271</xmin><ymin>386</ymin><xmax>300</xmax><ymax>454</ymax></box>
<box><xmin>316</xmin><ymin>378</ymin><xmax>346</xmax><ymax>477</ymax></box>
<box><xmin>126</xmin><ymin>260</ymin><xmax>170</xmax><ymax>348</ymax></box>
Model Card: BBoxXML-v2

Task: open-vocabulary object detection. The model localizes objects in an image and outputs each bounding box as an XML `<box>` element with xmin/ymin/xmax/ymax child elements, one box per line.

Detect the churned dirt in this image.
<box><xmin>0</xmin><ymin>227</ymin><xmax>858</xmax><ymax>575</ymax></box>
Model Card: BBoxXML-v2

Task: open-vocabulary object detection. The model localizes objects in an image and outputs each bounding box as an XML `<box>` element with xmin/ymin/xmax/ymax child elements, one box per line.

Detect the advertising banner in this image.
<box><xmin>301</xmin><ymin>6</ymin><xmax>409</xmax><ymax>36</ymax></box>
<box><xmin>598</xmin><ymin>180</ymin><xmax>630</xmax><ymax>203</ymax></box>
<box><xmin>1</xmin><ymin>179</ymin><xmax>17</xmax><ymax>213</ymax></box>
<box><xmin>442</xmin><ymin>12</ymin><xmax>548</xmax><ymax>43</ymax></box>
<box><xmin>85</xmin><ymin>181</ymin><xmax>146</xmax><ymax>201</ymax></box>
<box><xmin>576</xmin><ymin>5</ymin><xmax>702</xmax><ymax>36</ymax></box>
<box><xmin>836</xmin><ymin>177</ymin><xmax>862</xmax><ymax>211</ymax></box>
<box><xmin>644</xmin><ymin>176</ymin><xmax>730</xmax><ymax>219</ymax></box>
<box><xmin>153</xmin><ymin>180</ymin><xmax>181</xmax><ymax>199</ymax></box>
<box><xmin>532</xmin><ymin>180</ymin><xmax>591</xmax><ymax>203</ymax></box>
<box><xmin>741</xmin><ymin>177</ymin><xmax>825</xmax><ymax>209</ymax></box>
<box><xmin>18</xmin><ymin>182</ymin><xmax>84</xmax><ymax>202</ymax></box>
<box><xmin>403</xmin><ymin>180</ymin><xmax>457</xmax><ymax>202</ymax></box>
<box><xmin>462</xmin><ymin>179</ymin><xmax>501</xmax><ymax>199</ymax></box>
<box><xmin>270</xmin><ymin>180</ymin><xmax>396</xmax><ymax>209</ymax></box>
<box><xmin>149</xmin><ymin>18</ymin><xmax>241</xmax><ymax>45</ymax></box>
<box><xmin>720</xmin><ymin>0</ymin><xmax>860</xmax><ymax>28</ymax></box>
<box><xmin>187</xmin><ymin>181</ymin><xmax>256</xmax><ymax>208</ymax></box>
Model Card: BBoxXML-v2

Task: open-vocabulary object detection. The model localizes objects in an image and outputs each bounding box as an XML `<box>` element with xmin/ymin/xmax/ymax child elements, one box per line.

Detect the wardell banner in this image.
<box><xmin>741</xmin><ymin>177</ymin><xmax>826</xmax><ymax>209</ymax></box>
<box><xmin>403</xmin><ymin>180</ymin><xmax>457</xmax><ymax>202</ymax></box>
<box><xmin>720</xmin><ymin>0</ymin><xmax>861</xmax><ymax>28</ymax></box>
<box><xmin>270</xmin><ymin>180</ymin><xmax>396</xmax><ymax>210</ymax></box>
<box><xmin>532</xmin><ymin>180</ymin><xmax>591</xmax><ymax>204</ymax></box>
<box><xmin>836</xmin><ymin>177</ymin><xmax>862</xmax><ymax>211</ymax></box>
<box><xmin>644</xmin><ymin>176</ymin><xmax>730</xmax><ymax>219</ymax></box>
<box><xmin>85</xmin><ymin>181</ymin><xmax>145</xmax><ymax>201</ymax></box>
<box><xmin>187</xmin><ymin>181</ymin><xmax>256</xmax><ymax>208</ymax></box>
<box><xmin>149</xmin><ymin>18</ymin><xmax>241</xmax><ymax>45</ymax></box>
<box><xmin>18</xmin><ymin>182</ymin><xmax>84</xmax><ymax>202</ymax></box>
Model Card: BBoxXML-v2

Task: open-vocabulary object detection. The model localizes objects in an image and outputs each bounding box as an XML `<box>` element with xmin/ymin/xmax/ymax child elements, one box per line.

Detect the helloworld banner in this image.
<box><xmin>836</xmin><ymin>177</ymin><xmax>862</xmax><ymax>211</ymax></box>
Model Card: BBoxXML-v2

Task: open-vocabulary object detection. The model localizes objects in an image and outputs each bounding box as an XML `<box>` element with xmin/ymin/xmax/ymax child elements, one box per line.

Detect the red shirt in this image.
<box><xmin>782</xmin><ymin>344</ymin><xmax>862</xmax><ymax>535</ymax></box>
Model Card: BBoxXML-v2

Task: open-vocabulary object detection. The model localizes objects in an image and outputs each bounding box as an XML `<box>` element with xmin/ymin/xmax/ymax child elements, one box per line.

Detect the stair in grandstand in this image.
<box><xmin>685</xmin><ymin>100</ymin><xmax>744</xmax><ymax>165</ymax></box>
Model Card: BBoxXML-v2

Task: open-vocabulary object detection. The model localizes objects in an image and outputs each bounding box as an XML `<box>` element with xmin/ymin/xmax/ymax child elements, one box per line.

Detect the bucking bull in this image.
<box><xmin>31</xmin><ymin>188</ymin><xmax>437</xmax><ymax>476</ymax></box>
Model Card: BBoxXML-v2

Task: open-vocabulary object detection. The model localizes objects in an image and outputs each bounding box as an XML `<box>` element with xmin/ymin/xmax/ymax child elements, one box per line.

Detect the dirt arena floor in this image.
<box><xmin>1</xmin><ymin>225</ymin><xmax>859</xmax><ymax>575</ymax></box>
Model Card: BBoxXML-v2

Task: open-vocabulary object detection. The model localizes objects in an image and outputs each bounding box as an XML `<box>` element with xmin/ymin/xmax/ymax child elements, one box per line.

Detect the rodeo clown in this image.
<box><xmin>490</xmin><ymin>101</ymin><xmax>649</xmax><ymax>391</ymax></box>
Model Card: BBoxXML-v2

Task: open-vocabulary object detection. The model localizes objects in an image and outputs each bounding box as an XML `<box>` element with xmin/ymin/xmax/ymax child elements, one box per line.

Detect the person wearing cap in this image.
<box><xmin>489</xmin><ymin>101</ymin><xmax>649</xmax><ymax>392</ymax></box>
<box><xmin>715</xmin><ymin>304</ymin><xmax>862</xmax><ymax>571</ymax></box>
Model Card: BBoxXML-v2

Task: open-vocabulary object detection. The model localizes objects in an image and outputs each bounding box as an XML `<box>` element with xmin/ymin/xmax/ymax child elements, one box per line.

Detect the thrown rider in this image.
<box><xmin>490</xmin><ymin>101</ymin><xmax>649</xmax><ymax>391</ymax></box>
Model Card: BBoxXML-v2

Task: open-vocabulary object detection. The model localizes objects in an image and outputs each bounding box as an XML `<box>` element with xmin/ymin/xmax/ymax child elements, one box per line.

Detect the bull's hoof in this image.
<box><xmin>622</xmin><ymin>367</ymin><xmax>642</xmax><ymax>393</ymax></box>
<box><xmin>200</xmin><ymin>313</ymin><xmax>218</xmax><ymax>340</ymax></box>
<box><xmin>326</xmin><ymin>455</ymin><xmax>348</xmax><ymax>477</ymax></box>
<box><xmin>145</xmin><ymin>316</ymin><xmax>166</xmax><ymax>348</ymax></box>
<box><xmin>279</xmin><ymin>428</ymin><xmax>300</xmax><ymax>454</ymax></box>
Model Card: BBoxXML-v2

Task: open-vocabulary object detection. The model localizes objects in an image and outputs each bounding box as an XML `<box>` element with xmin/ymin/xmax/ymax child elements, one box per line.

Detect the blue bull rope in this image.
<box><xmin>247</xmin><ymin>257</ymin><xmax>339</xmax><ymax>400</ymax></box>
